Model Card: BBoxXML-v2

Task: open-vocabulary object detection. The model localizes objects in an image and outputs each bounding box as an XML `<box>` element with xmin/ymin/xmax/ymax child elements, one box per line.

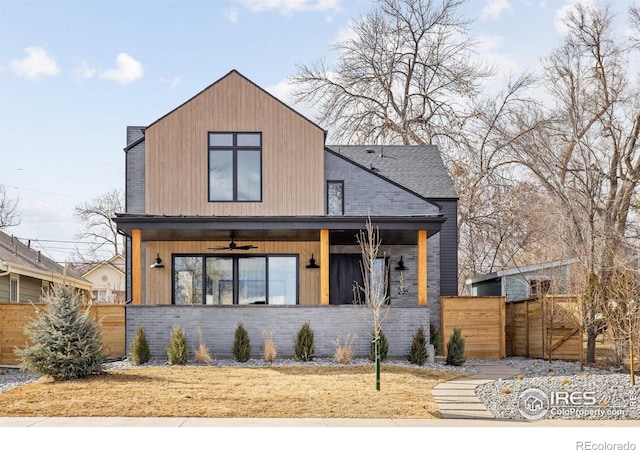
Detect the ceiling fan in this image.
<box><xmin>209</xmin><ymin>234</ymin><xmax>258</xmax><ymax>251</ymax></box>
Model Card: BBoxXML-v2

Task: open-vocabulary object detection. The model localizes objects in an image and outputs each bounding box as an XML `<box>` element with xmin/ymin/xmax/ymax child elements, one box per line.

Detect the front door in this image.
<box><xmin>329</xmin><ymin>254</ymin><xmax>363</xmax><ymax>305</ymax></box>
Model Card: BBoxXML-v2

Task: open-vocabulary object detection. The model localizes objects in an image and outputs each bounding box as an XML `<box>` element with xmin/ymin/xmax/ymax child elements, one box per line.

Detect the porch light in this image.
<box><xmin>395</xmin><ymin>256</ymin><xmax>407</xmax><ymax>295</ymax></box>
<box><xmin>306</xmin><ymin>254</ymin><xmax>320</xmax><ymax>269</ymax></box>
<box><xmin>395</xmin><ymin>256</ymin><xmax>408</xmax><ymax>271</ymax></box>
<box><xmin>150</xmin><ymin>253</ymin><xmax>165</xmax><ymax>269</ymax></box>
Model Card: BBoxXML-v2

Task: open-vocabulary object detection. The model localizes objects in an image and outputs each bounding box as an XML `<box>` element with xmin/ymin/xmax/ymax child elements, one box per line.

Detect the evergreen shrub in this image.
<box><xmin>232</xmin><ymin>322</ymin><xmax>251</xmax><ymax>362</ymax></box>
<box><xmin>407</xmin><ymin>326</ymin><xmax>428</xmax><ymax>366</ymax></box>
<box><xmin>294</xmin><ymin>322</ymin><xmax>315</xmax><ymax>362</ymax></box>
<box><xmin>17</xmin><ymin>284</ymin><xmax>104</xmax><ymax>380</ymax></box>
<box><xmin>369</xmin><ymin>329</ymin><xmax>388</xmax><ymax>362</ymax></box>
<box><xmin>446</xmin><ymin>327</ymin><xmax>466</xmax><ymax>366</ymax></box>
<box><xmin>167</xmin><ymin>325</ymin><xmax>189</xmax><ymax>365</ymax></box>
<box><xmin>131</xmin><ymin>326</ymin><xmax>151</xmax><ymax>365</ymax></box>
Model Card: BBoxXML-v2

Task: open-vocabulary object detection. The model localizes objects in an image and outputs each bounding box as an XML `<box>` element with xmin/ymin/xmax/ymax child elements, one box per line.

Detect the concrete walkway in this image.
<box><xmin>432</xmin><ymin>362</ymin><xmax>520</xmax><ymax>420</ymax></box>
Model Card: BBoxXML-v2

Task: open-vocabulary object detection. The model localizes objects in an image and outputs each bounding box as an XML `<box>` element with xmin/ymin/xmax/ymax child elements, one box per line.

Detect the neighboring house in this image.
<box><xmin>0</xmin><ymin>230</ymin><xmax>92</xmax><ymax>303</ymax></box>
<box><xmin>466</xmin><ymin>258</ymin><xmax>579</xmax><ymax>303</ymax></box>
<box><xmin>82</xmin><ymin>254</ymin><xmax>126</xmax><ymax>304</ymax></box>
<box><xmin>114</xmin><ymin>70</ymin><xmax>458</xmax><ymax>358</ymax></box>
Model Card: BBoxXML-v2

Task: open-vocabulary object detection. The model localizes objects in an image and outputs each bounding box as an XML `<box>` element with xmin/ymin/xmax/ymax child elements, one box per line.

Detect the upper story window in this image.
<box><xmin>208</xmin><ymin>132</ymin><xmax>262</xmax><ymax>202</ymax></box>
<box><xmin>327</xmin><ymin>180</ymin><xmax>344</xmax><ymax>215</ymax></box>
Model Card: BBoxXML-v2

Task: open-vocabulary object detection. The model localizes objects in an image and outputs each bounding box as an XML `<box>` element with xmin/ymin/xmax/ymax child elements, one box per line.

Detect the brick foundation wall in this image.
<box><xmin>125</xmin><ymin>305</ymin><xmax>430</xmax><ymax>360</ymax></box>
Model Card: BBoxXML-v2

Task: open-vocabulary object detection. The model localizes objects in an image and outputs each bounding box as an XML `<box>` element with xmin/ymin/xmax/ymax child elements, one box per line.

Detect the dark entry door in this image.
<box><xmin>329</xmin><ymin>254</ymin><xmax>363</xmax><ymax>305</ymax></box>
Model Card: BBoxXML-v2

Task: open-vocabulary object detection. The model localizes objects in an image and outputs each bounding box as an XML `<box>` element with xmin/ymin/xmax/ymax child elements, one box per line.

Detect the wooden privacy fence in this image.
<box><xmin>0</xmin><ymin>304</ymin><xmax>125</xmax><ymax>366</ymax></box>
<box><xmin>440</xmin><ymin>296</ymin><xmax>506</xmax><ymax>359</ymax></box>
<box><xmin>506</xmin><ymin>295</ymin><xmax>582</xmax><ymax>361</ymax></box>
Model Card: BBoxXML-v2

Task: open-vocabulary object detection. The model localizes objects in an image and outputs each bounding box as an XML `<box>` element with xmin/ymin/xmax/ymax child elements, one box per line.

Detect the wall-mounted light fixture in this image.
<box><xmin>395</xmin><ymin>256</ymin><xmax>408</xmax><ymax>271</ymax></box>
<box><xmin>395</xmin><ymin>256</ymin><xmax>408</xmax><ymax>294</ymax></box>
<box><xmin>306</xmin><ymin>254</ymin><xmax>320</xmax><ymax>269</ymax></box>
<box><xmin>150</xmin><ymin>253</ymin><xmax>165</xmax><ymax>269</ymax></box>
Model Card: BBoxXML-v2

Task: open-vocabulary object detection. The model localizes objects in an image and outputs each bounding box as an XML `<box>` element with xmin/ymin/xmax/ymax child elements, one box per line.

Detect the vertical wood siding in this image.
<box><xmin>145</xmin><ymin>72</ymin><xmax>325</xmax><ymax>216</ymax></box>
<box><xmin>144</xmin><ymin>240</ymin><xmax>321</xmax><ymax>306</ymax></box>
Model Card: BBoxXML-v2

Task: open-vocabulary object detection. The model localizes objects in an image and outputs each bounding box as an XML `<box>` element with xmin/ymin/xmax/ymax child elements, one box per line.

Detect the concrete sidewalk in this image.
<box><xmin>432</xmin><ymin>362</ymin><xmax>520</xmax><ymax>420</ymax></box>
<box><xmin>0</xmin><ymin>417</ymin><xmax>637</xmax><ymax>427</ymax></box>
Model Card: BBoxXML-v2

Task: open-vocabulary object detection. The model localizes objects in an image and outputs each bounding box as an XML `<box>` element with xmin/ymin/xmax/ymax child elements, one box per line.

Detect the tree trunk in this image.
<box><xmin>586</xmin><ymin>324</ymin><xmax>598</xmax><ymax>365</ymax></box>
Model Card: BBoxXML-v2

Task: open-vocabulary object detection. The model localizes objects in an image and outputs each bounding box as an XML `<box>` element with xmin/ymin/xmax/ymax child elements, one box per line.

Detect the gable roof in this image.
<box><xmin>327</xmin><ymin>145</ymin><xmax>458</xmax><ymax>200</ymax></box>
<box><xmin>82</xmin><ymin>255</ymin><xmax>125</xmax><ymax>278</ymax></box>
<box><xmin>147</xmin><ymin>69</ymin><xmax>326</xmax><ymax>135</ymax></box>
<box><xmin>0</xmin><ymin>230</ymin><xmax>90</xmax><ymax>288</ymax></box>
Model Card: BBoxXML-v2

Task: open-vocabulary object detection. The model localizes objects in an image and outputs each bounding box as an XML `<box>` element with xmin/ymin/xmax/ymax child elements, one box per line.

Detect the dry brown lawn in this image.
<box><xmin>0</xmin><ymin>365</ymin><xmax>465</xmax><ymax>418</ymax></box>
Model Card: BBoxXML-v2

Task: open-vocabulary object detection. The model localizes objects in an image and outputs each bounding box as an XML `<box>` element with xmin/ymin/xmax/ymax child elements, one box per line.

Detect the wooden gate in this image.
<box><xmin>506</xmin><ymin>295</ymin><xmax>582</xmax><ymax>360</ymax></box>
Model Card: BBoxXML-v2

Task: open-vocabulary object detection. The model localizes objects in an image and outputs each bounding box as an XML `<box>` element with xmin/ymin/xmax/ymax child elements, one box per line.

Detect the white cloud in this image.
<box><xmin>9</xmin><ymin>47</ymin><xmax>60</xmax><ymax>79</ymax></box>
<box><xmin>74</xmin><ymin>61</ymin><xmax>97</xmax><ymax>80</ymax></box>
<box><xmin>233</xmin><ymin>0</ymin><xmax>342</xmax><ymax>15</ymax></box>
<box><xmin>266</xmin><ymin>78</ymin><xmax>320</xmax><ymax>122</ymax></box>
<box><xmin>554</xmin><ymin>0</ymin><xmax>593</xmax><ymax>35</ymax></box>
<box><xmin>160</xmin><ymin>76</ymin><xmax>182</xmax><ymax>89</ymax></box>
<box><xmin>480</xmin><ymin>0</ymin><xmax>512</xmax><ymax>22</ymax></box>
<box><xmin>225</xmin><ymin>6</ymin><xmax>240</xmax><ymax>22</ymax></box>
<box><xmin>99</xmin><ymin>53</ymin><xmax>143</xmax><ymax>85</ymax></box>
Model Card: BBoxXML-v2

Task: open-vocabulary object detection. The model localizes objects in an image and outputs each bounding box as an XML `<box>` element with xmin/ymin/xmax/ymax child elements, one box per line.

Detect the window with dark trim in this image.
<box><xmin>327</xmin><ymin>180</ymin><xmax>344</xmax><ymax>215</ymax></box>
<box><xmin>208</xmin><ymin>132</ymin><xmax>262</xmax><ymax>202</ymax></box>
<box><xmin>173</xmin><ymin>254</ymin><xmax>298</xmax><ymax>305</ymax></box>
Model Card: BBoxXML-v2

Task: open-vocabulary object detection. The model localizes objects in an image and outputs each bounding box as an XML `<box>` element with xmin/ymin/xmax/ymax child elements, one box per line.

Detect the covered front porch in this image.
<box><xmin>115</xmin><ymin>214</ymin><xmax>445</xmax><ymax>308</ymax></box>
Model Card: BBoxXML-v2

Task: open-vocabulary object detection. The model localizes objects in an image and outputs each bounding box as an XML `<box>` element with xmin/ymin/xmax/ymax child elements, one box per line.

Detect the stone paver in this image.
<box><xmin>432</xmin><ymin>362</ymin><xmax>520</xmax><ymax>420</ymax></box>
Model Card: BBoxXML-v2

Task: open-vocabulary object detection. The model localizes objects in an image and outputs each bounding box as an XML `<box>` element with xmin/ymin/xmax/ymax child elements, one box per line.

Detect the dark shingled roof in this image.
<box><xmin>0</xmin><ymin>230</ymin><xmax>87</xmax><ymax>282</ymax></box>
<box><xmin>326</xmin><ymin>145</ymin><xmax>458</xmax><ymax>200</ymax></box>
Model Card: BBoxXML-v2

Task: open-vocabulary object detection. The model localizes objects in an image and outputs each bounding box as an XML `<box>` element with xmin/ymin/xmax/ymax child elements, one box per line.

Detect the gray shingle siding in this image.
<box><xmin>126</xmin><ymin>126</ymin><xmax>145</xmax><ymax>146</ymax></box>
<box><xmin>324</xmin><ymin>151</ymin><xmax>439</xmax><ymax>216</ymax></box>
<box><xmin>438</xmin><ymin>200</ymin><xmax>458</xmax><ymax>298</ymax></box>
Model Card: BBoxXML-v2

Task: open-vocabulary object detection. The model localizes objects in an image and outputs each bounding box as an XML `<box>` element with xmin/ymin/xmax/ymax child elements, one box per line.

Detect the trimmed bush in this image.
<box><xmin>17</xmin><ymin>284</ymin><xmax>104</xmax><ymax>380</ymax></box>
<box><xmin>446</xmin><ymin>327</ymin><xmax>466</xmax><ymax>366</ymax></box>
<box><xmin>369</xmin><ymin>329</ymin><xmax>388</xmax><ymax>362</ymax></box>
<box><xmin>167</xmin><ymin>325</ymin><xmax>189</xmax><ymax>365</ymax></box>
<box><xmin>407</xmin><ymin>326</ymin><xmax>428</xmax><ymax>366</ymax></box>
<box><xmin>430</xmin><ymin>323</ymin><xmax>441</xmax><ymax>356</ymax></box>
<box><xmin>294</xmin><ymin>322</ymin><xmax>315</xmax><ymax>362</ymax></box>
<box><xmin>131</xmin><ymin>326</ymin><xmax>151</xmax><ymax>365</ymax></box>
<box><xmin>232</xmin><ymin>322</ymin><xmax>251</xmax><ymax>362</ymax></box>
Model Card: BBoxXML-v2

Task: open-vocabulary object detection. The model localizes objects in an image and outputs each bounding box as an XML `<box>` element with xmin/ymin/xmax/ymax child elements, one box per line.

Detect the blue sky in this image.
<box><xmin>0</xmin><ymin>0</ymin><xmax>636</xmax><ymax>263</ymax></box>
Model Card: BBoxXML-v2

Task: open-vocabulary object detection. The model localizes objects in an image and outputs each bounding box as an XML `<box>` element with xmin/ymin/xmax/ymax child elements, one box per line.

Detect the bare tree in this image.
<box><xmin>74</xmin><ymin>188</ymin><xmax>124</xmax><ymax>262</ymax></box>
<box><xmin>291</xmin><ymin>0</ymin><xmax>492</xmax><ymax>146</ymax></box>
<box><xmin>354</xmin><ymin>217</ymin><xmax>390</xmax><ymax>391</ymax></box>
<box><xmin>510</xmin><ymin>3</ymin><xmax>640</xmax><ymax>364</ymax></box>
<box><xmin>0</xmin><ymin>184</ymin><xmax>20</xmax><ymax>229</ymax></box>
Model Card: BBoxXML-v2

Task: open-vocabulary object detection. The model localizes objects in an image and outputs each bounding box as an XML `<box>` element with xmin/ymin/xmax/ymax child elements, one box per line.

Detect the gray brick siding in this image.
<box><xmin>126</xmin><ymin>305</ymin><xmax>430</xmax><ymax>359</ymax></box>
<box><xmin>125</xmin><ymin>141</ymin><xmax>145</xmax><ymax>214</ymax></box>
<box><xmin>324</xmin><ymin>152</ymin><xmax>439</xmax><ymax>216</ymax></box>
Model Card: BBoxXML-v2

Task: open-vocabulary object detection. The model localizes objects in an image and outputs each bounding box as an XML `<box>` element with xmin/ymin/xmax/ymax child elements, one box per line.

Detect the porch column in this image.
<box><xmin>417</xmin><ymin>230</ymin><xmax>428</xmax><ymax>306</ymax></box>
<box><xmin>132</xmin><ymin>228</ymin><xmax>142</xmax><ymax>305</ymax></box>
<box><xmin>320</xmin><ymin>229</ymin><xmax>329</xmax><ymax>305</ymax></box>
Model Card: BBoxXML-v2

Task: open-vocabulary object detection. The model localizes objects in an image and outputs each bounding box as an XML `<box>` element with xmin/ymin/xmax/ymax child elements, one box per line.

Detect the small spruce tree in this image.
<box><xmin>408</xmin><ymin>326</ymin><xmax>428</xmax><ymax>366</ymax></box>
<box><xmin>446</xmin><ymin>327</ymin><xmax>466</xmax><ymax>366</ymax></box>
<box><xmin>430</xmin><ymin>323</ymin><xmax>442</xmax><ymax>356</ymax></box>
<box><xmin>369</xmin><ymin>329</ymin><xmax>388</xmax><ymax>362</ymax></box>
<box><xmin>130</xmin><ymin>326</ymin><xmax>151</xmax><ymax>365</ymax></box>
<box><xmin>232</xmin><ymin>322</ymin><xmax>251</xmax><ymax>362</ymax></box>
<box><xmin>167</xmin><ymin>325</ymin><xmax>189</xmax><ymax>365</ymax></box>
<box><xmin>294</xmin><ymin>322</ymin><xmax>315</xmax><ymax>362</ymax></box>
<box><xmin>17</xmin><ymin>284</ymin><xmax>104</xmax><ymax>380</ymax></box>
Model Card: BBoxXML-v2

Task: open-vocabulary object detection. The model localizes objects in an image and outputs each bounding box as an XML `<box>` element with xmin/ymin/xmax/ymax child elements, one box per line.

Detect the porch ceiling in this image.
<box><xmin>114</xmin><ymin>214</ymin><xmax>445</xmax><ymax>245</ymax></box>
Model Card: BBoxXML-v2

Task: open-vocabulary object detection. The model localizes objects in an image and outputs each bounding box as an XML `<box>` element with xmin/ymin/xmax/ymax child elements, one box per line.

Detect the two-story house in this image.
<box><xmin>114</xmin><ymin>70</ymin><xmax>458</xmax><ymax>358</ymax></box>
